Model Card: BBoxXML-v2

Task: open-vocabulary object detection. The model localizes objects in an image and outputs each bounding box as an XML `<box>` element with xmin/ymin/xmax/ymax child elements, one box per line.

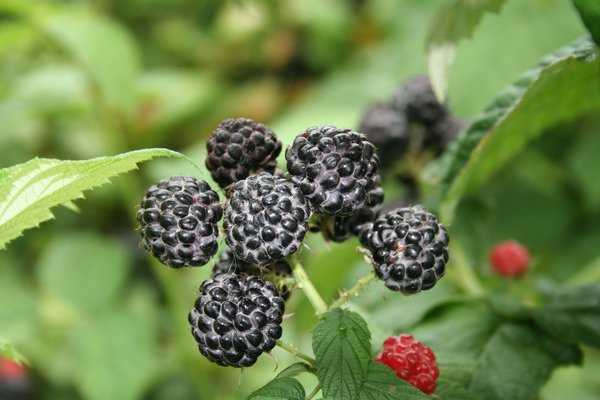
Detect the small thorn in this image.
<box><xmin>238</xmin><ymin>368</ymin><xmax>244</xmax><ymax>388</ymax></box>
<box><xmin>267</xmin><ymin>351</ymin><xmax>279</xmax><ymax>371</ymax></box>
<box><xmin>283</xmin><ymin>312</ymin><xmax>295</xmax><ymax>320</ymax></box>
<box><xmin>302</xmin><ymin>243</ymin><xmax>316</xmax><ymax>255</ymax></box>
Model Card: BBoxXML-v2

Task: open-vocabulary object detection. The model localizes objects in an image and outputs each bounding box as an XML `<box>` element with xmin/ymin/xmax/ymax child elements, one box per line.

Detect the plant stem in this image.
<box><xmin>290</xmin><ymin>254</ymin><xmax>328</xmax><ymax>315</ymax></box>
<box><xmin>450</xmin><ymin>240</ymin><xmax>485</xmax><ymax>296</ymax></box>
<box><xmin>275</xmin><ymin>339</ymin><xmax>316</xmax><ymax>367</ymax></box>
<box><xmin>306</xmin><ymin>384</ymin><xmax>321</xmax><ymax>400</ymax></box>
<box><xmin>328</xmin><ymin>271</ymin><xmax>377</xmax><ymax>310</ymax></box>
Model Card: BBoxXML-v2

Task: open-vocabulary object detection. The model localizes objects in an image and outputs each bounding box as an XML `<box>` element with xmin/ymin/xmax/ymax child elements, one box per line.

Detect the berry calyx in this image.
<box><xmin>489</xmin><ymin>240</ymin><xmax>530</xmax><ymax>277</ymax></box>
<box><xmin>374</xmin><ymin>334</ymin><xmax>439</xmax><ymax>395</ymax></box>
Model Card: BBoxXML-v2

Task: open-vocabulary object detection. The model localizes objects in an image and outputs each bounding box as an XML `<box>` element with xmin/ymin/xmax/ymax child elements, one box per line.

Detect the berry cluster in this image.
<box><xmin>136</xmin><ymin>116</ymin><xmax>449</xmax><ymax>374</ymax></box>
<box><xmin>359</xmin><ymin>75</ymin><xmax>464</xmax><ymax>169</ymax></box>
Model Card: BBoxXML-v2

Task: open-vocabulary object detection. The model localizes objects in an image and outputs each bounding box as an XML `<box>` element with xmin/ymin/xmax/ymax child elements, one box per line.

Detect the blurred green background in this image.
<box><xmin>1</xmin><ymin>0</ymin><xmax>599</xmax><ymax>399</ymax></box>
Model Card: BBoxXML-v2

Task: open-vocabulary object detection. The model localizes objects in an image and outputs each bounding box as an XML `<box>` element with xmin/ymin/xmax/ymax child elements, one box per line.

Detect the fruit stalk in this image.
<box><xmin>290</xmin><ymin>254</ymin><xmax>328</xmax><ymax>315</ymax></box>
<box><xmin>328</xmin><ymin>271</ymin><xmax>377</xmax><ymax>311</ymax></box>
<box><xmin>275</xmin><ymin>340</ymin><xmax>316</xmax><ymax>367</ymax></box>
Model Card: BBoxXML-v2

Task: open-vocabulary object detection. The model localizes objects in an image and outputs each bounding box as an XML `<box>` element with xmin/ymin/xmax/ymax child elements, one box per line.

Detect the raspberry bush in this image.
<box><xmin>0</xmin><ymin>2</ymin><xmax>600</xmax><ymax>400</ymax></box>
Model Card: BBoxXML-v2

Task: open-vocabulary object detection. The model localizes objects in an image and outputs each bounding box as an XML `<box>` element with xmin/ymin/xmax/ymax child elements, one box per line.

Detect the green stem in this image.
<box><xmin>306</xmin><ymin>384</ymin><xmax>321</xmax><ymax>400</ymax></box>
<box><xmin>328</xmin><ymin>271</ymin><xmax>377</xmax><ymax>310</ymax></box>
<box><xmin>450</xmin><ymin>240</ymin><xmax>485</xmax><ymax>296</ymax></box>
<box><xmin>275</xmin><ymin>339</ymin><xmax>316</xmax><ymax>367</ymax></box>
<box><xmin>290</xmin><ymin>254</ymin><xmax>328</xmax><ymax>315</ymax></box>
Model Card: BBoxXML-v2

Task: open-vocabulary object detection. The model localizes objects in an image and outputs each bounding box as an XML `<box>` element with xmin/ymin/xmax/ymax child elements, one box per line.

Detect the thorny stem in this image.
<box><xmin>275</xmin><ymin>340</ymin><xmax>316</xmax><ymax>367</ymax></box>
<box><xmin>290</xmin><ymin>254</ymin><xmax>328</xmax><ymax>315</ymax></box>
<box><xmin>306</xmin><ymin>384</ymin><xmax>321</xmax><ymax>400</ymax></box>
<box><xmin>328</xmin><ymin>271</ymin><xmax>377</xmax><ymax>310</ymax></box>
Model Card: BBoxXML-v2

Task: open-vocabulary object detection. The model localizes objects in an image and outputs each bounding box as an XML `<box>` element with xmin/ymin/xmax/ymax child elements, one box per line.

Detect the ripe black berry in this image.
<box><xmin>323</xmin><ymin>174</ymin><xmax>384</xmax><ymax>242</ymax></box>
<box><xmin>286</xmin><ymin>126</ymin><xmax>379</xmax><ymax>216</ymax></box>
<box><xmin>358</xmin><ymin>104</ymin><xmax>410</xmax><ymax>168</ymax></box>
<box><xmin>359</xmin><ymin>205</ymin><xmax>448</xmax><ymax>294</ymax></box>
<box><xmin>224</xmin><ymin>172</ymin><xmax>310</xmax><ymax>265</ymax></box>
<box><xmin>391</xmin><ymin>75</ymin><xmax>448</xmax><ymax>126</ymax></box>
<box><xmin>205</xmin><ymin>118</ymin><xmax>282</xmax><ymax>189</ymax></box>
<box><xmin>424</xmin><ymin>114</ymin><xmax>465</xmax><ymax>155</ymax></box>
<box><xmin>213</xmin><ymin>248</ymin><xmax>293</xmax><ymax>300</ymax></box>
<box><xmin>188</xmin><ymin>273</ymin><xmax>285</xmax><ymax>368</ymax></box>
<box><xmin>137</xmin><ymin>176</ymin><xmax>222</xmax><ymax>268</ymax></box>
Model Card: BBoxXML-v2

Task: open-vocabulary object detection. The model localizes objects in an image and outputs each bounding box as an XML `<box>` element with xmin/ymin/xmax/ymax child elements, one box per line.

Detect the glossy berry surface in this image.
<box><xmin>358</xmin><ymin>104</ymin><xmax>410</xmax><ymax>168</ymax></box>
<box><xmin>224</xmin><ymin>172</ymin><xmax>310</xmax><ymax>266</ymax></box>
<box><xmin>188</xmin><ymin>273</ymin><xmax>285</xmax><ymax>368</ymax></box>
<box><xmin>212</xmin><ymin>248</ymin><xmax>292</xmax><ymax>300</ymax></box>
<box><xmin>324</xmin><ymin>174</ymin><xmax>384</xmax><ymax>243</ymax></box>
<box><xmin>137</xmin><ymin>176</ymin><xmax>222</xmax><ymax>268</ymax></box>
<box><xmin>375</xmin><ymin>334</ymin><xmax>439</xmax><ymax>395</ymax></box>
<box><xmin>205</xmin><ymin>117</ymin><xmax>282</xmax><ymax>189</ymax></box>
<box><xmin>489</xmin><ymin>240</ymin><xmax>530</xmax><ymax>277</ymax></box>
<box><xmin>391</xmin><ymin>75</ymin><xmax>448</xmax><ymax>126</ymax></box>
<box><xmin>359</xmin><ymin>205</ymin><xmax>448</xmax><ymax>294</ymax></box>
<box><xmin>286</xmin><ymin>125</ymin><xmax>379</xmax><ymax>216</ymax></box>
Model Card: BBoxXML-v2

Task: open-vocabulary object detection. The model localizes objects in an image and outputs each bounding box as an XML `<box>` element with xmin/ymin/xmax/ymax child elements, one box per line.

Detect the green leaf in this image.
<box><xmin>357</xmin><ymin>362</ymin><xmax>430</xmax><ymax>400</ymax></box>
<box><xmin>468</xmin><ymin>323</ymin><xmax>582</xmax><ymax>400</ymax></box>
<box><xmin>532</xmin><ymin>281</ymin><xmax>600</xmax><ymax>348</ymax></box>
<box><xmin>0</xmin><ymin>337</ymin><xmax>27</xmax><ymax>364</ymax></box>
<box><xmin>39</xmin><ymin>9</ymin><xmax>140</xmax><ymax>115</ymax></box>
<box><xmin>425</xmin><ymin>0</ymin><xmax>507</xmax><ymax>101</ymax></box>
<box><xmin>573</xmin><ymin>0</ymin><xmax>600</xmax><ymax>47</ymax></box>
<box><xmin>312</xmin><ymin>308</ymin><xmax>371</xmax><ymax>400</ymax></box>
<box><xmin>275</xmin><ymin>362</ymin><xmax>314</xmax><ymax>379</ymax></box>
<box><xmin>247</xmin><ymin>377</ymin><xmax>306</xmax><ymax>400</ymax></box>
<box><xmin>37</xmin><ymin>232</ymin><xmax>130</xmax><ymax>312</ymax></box>
<box><xmin>73</xmin><ymin>307</ymin><xmax>159</xmax><ymax>400</ymax></box>
<box><xmin>0</xmin><ymin>148</ymin><xmax>191</xmax><ymax>250</ymax></box>
<box><xmin>412</xmin><ymin>305</ymin><xmax>581</xmax><ymax>400</ymax></box>
<box><xmin>430</xmin><ymin>37</ymin><xmax>600</xmax><ymax>222</ymax></box>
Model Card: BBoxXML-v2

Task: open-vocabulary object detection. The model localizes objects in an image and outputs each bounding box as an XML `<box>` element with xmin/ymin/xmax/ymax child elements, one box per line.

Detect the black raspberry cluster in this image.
<box><xmin>136</xmin><ymin>116</ymin><xmax>449</xmax><ymax>368</ymax></box>
<box><xmin>358</xmin><ymin>75</ymin><xmax>464</xmax><ymax>173</ymax></box>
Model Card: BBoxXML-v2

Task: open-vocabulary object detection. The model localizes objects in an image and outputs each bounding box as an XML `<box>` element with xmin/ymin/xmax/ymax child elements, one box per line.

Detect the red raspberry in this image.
<box><xmin>374</xmin><ymin>334</ymin><xmax>439</xmax><ymax>395</ymax></box>
<box><xmin>489</xmin><ymin>240</ymin><xmax>530</xmax><ymax>277</ymax></box>
<box><xmin>0</xmin><ymin>358</ymin><xmax>27</xmax><ymax>380</ymax></box>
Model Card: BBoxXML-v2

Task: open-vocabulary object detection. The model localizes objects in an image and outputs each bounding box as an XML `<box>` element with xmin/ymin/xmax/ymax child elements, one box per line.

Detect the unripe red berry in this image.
<box><xmin>489</xmin><ymin>240</ymin><xmax>530</xmax><ymax>277</ymax></box>
<box><xmin>374</xmin><ymin>334</ymin><xmax>439</xmax><ymax>395</ymax></box>
<box><xmin>0</xmin><ymin>358</ymin><xmax>27</xmax><ymax>380</ymax></box>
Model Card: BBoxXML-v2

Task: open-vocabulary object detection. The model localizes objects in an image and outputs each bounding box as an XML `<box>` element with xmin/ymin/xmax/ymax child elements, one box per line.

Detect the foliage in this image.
<box><xmin>1</xmin><ymin>0</ymin><xmax>600</xmax><ymax>399</ymax></box>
